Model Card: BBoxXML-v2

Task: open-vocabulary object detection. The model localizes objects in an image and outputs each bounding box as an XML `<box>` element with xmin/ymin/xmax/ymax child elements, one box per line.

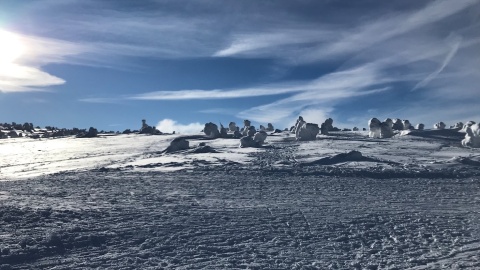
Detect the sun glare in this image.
<box><xmin>0</xmin><ymin>30</ymin><xmax>25</xmax><ymax>66</ymax></box>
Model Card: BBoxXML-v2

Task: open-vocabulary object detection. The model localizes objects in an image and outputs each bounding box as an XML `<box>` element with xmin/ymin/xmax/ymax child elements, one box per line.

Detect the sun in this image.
<box><xmin>0</xmin><ymin>30</ymin><xmax>25</xmax><ymax>65</ymax></box>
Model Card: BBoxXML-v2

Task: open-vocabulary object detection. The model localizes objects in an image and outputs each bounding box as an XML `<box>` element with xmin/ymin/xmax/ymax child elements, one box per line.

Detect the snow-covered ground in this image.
<box><xmin>0</xmin><ymin>131</ymin><xmax>479</xmax><ymax>269</ymax></box>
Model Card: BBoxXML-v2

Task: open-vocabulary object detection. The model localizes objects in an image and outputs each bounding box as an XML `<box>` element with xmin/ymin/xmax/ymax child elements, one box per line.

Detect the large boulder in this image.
<box><xmin>165</xmin><ymin>137</ymin><xmax>189</xmax><ymax>153</ymax></box>
<box><xmin>402</xmin><ymin>120</ymin><xmax>411</xmax><ymax>130</ymax></box>
<box><xmin>392</xmin><ymin>119</ymin><xmax>403</xmax><ymax>131</ymax></box>
<box><xmin>415</xmin><ymin>123</ymin><xmax>425</xmax><ymax>130</ymax></box>
<box><xmin>296</xmin><ymin>123</ymin><xmax>319</xmax><ymax>141</ymax></box>
<box><xmin>228</xmin><ymin>122</ymin><xmax>237</xmax><ymax>132</ymax></box>
<box><xmin>320</xmin><ymin>118</ymin><xmax>333</xmax><ymax>135</ymax></box>
<box><xmin>462</xmin><ymin>123</ymin><xmax>480</xmax><ymax>148</ymax></box>
<box><xmin>247</xmin><ymin>126</ymin><xmax>256</xmax><ymax>137</ymax></box>
<box><xmin>380</xmin><ymin>122</ymin><xmax>394</xmax><ymax>138</ymax></box>
<box><xmin>239</xmin><ymin>136</ymin><xmax>256</xmax><ymax>148</ymax></box>
<box><xmin>242</xmin><ymin>119</ymin><xmax>252</xmax><ymax>136</ymax></box>
<box><xmin>219</xmin><ymin>124</ymin><xmax>228</xmax><ymax>138</ymax></box>
<box><xmin>139</xmin><ymin>119</ymin><xmax>161</xmax><ymax>135</ymax></box>
<box><xmin>266</xmin><ymin>123</ymin><xmax>274</xmax><ymax>132</ymax></box>
<box><xmin>253</xmin><ymin>131</ymin><xmax>267</xmax><ymax>144</ymax></box>
<box><xmin>368</xmin><ymin>118</ymin><xmax>381</xmax><ymax>138</ymax></box>
<box><xmin>203</xmin><ymin>122</ymin><xmax>220</xmax><ymax>138</ymax></box>
<box><xmin>451</xmin><ymin>122</ymin><xmax>463</xmax><ymax>129</ymax></box>
<box><xmin>461</xmin><ymin>121</ymin><xmax>476</xmax><ymax>132</ymax></box>
<box><xmin>434</xmin><ymin>122</ymin><xmax>446</xmax><ymax>130</ymax></box>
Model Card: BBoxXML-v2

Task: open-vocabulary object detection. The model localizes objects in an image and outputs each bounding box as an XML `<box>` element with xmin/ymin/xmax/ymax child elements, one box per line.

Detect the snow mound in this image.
<box><xmin>300</xmin><ymin>150</ymin><xmax>395</xmax><ymax>166</ymax></box>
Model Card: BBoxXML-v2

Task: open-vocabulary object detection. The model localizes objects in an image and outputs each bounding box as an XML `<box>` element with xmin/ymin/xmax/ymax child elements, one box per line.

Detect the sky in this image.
<box><xmin>0</xmin><ymin>0</ymin><xmax>479</xmax><ymax>133</ymax></box>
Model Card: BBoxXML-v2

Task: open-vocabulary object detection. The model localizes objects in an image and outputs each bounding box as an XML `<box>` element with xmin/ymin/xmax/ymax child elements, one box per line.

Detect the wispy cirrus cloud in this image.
<box><xmin>3</xmin><ymin>0</ymin><xmax>479</xmax><ymax>128</ymax></box>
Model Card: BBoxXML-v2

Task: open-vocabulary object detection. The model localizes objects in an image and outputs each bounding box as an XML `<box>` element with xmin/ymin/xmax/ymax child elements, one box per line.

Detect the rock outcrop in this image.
<box><xmin>434</xmin><ymin>122</ymin><xmax>446</xmax><ymax>130</ymax></box>
<box><xmin>296</xmin><ymin>123</ymin><xmax>319</xmax><ymax>141</ymax></box>
<box><xmin>320</xmin><ymin>118</ymin><xmax>333</xmax><ymax>135</ymax></box>
<box><xmin>253</xmin><ymin>131</ymin><xmax>267</xmax><ymax>145</ymax></box>
<box><xmin>228</xmin><ymin>122</ymin><xmax>237</xmax><ymax>132</ymax></box>
<box><xmin>392</xmin><ymin>119</ymin><xmax>404</xmax><ymax>131</ymax></box>
<box><xmin>461</xmin><ymin>121</ymin><xmax>476</xmax><ymax>132</ymax></box>
<box><xmin>266</xmin><ymin>123</ymin><xmax>274</xmax><ymax>132</ymax></box>
<box><xmin>380</xmin><ymin>122</ymin><xmax>394</xmax><ymax>138</ymax></box>
<box><xmin>164</xmin><ymin>137</ymin><xmax>189</xmax><ymax>153</ymax></box>
<box><xmin>462</xmin><ymin>123</ymin><xmax>480</xmax><ymax>148</ymax></box>
<box><xmin>368</xmin><ymin>118</ymin><xmax>381</xmax><ymax>138</ymax></box>
<box><xmin>139</xmin><ymin>119</ymin><xmax>161</xmax><ymax>135</ymax></box>
<box><xmin>415</xmin><ymin>123</ymin><xmax>425</xmax><ymax>130</ymax></box>
<box><xmin>242</xmin><ymin>120</ymin><xmax>252</xmax><ymax>136</ymax></box>
<box><xmin>203</xmin><ymin>122</ymin><xmax>220</xmax><ymax>138</ymax></box>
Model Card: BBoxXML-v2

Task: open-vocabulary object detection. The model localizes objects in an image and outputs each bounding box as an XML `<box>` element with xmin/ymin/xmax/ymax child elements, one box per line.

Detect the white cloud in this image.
<box><xmin>156</xmin><ymin>119</ymin><xmax>203</xmax><ymax>134</ymax></box>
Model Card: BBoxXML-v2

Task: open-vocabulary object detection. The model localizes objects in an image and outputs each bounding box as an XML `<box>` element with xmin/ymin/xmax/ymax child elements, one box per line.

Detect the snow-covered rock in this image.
<box><xmin>415</xmin><ymin>123</ymin><xmax>424</xmax><ymax>130</ymax></box>
<box><xmin>461</xmin><ymin>121</ymin><xmax>476</xmax><ymax>132</ymax></box>
<box><xmin>242</xmin><ymin>120</ymin><xmax>252</xmax><ymax>136</ymax></box>
<box><xmin>220</xmin><ymin>124</ymin><xmax>228</xmax><ymax>138</ymax></box>
<box><xmin>165</xmin><ymin>137</ymin><xmax>189</xmax><ymax>153</ymax></box>
<box><xmin>259</xmin><ymin>125</ymin><xmax>266</xmax><ymax>131</ymax></box>
<box><xmin>434</xmin><ymin>122</ymin><xmax>446</xmax><ymax>130</ymax></box>
<box><xmin>392</xmin><ymin>119</ymin><xmax>404</xmax><ymax>131</ymax></box>
<box><xmin>203</xmin><ymin>122</ymin><xmax>220</xmax><ymax>138</ymax></box>
<box><xmin>380</xmin><ymin>122</ymin><xmax>394</xmax><ymax>138</ymax></box>
<box><xmin>402</xmin><ymin>120</ymin><xmax>411</xmax><ymax>130</ymax></box>
<box><xmin>253</xmin><ymin>131</ymin><xmax>267</xmax><ymax>144</ymax></box>
<box><xmin>368</xmin><ymin>118</ymin><xmax>381</xmax><ymax>138</ymax></box>
<box><xmin>451</xmin><ymin>122</ymin><xmax>463</xmax><ymax>129</ymax></box>
<box><xmin>353</xmin><ymin>127</ymin><xmax>359</xmax><ymax>131</ymax></box>
<box><xmin>239</xmin><ymin>136</ymin><xmax>256</xmax><ymax>148</ymax></box>
<box><xmin>228</xmin><ymin>122</ymin><xmax>237</xmax><ymax>132</ymax></box>
<box><xmin>384</xmin><ymin>118</ymin><xmax>394</xmax><ymax>129</ymax></box>
<box><xmin>461</xmin><ymin>123</ymin><xmax>480</xmax><ymax>148</ymax></box>
<box><xmin>321</xmin><ymin>118</ymin><xmax>333</xmax><ymax>135</ymax></box>
<box><xmin>247</xmin><ymin>126</ymin><xmax>256</xmax><ymax>137</ymax></box>
<box><xmin>296</xmin><ymin>123</ymin><xmax>319</xmax><ymax>141</ymax></box>
<box><xmin>266</xmin><ymin>123</ymin><xmax>274</xmax><ymax>132</ymax></box>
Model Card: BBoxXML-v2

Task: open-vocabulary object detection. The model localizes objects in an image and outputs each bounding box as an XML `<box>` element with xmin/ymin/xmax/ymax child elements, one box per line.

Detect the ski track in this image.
<box><xmin>1</xmin><ymin>171</ymin><xmax>479</xmax><ymax>269</ymax></box>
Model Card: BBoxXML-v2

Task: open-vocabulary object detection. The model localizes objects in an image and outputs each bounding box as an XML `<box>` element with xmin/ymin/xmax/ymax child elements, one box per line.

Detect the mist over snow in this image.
<box><xmin>156</xmin><ymin>119</ymin><xmax>203</xmax><ymax>134</ymax></box>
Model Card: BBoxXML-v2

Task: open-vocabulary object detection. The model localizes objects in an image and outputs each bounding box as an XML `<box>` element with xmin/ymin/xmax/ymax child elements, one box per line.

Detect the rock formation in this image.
<box><xmin>296</xmin><ymin>123</ymin><xmax>319</xmax><ymax>141</ymax></box>
<box><xmin>247</xmin><ymin>126</ymin><xmax>256</xmax><ymax>137</ymax></box>
<box><xmin>353</xmin><ymin>127</ymin><xmax>359</xmax><ymax>131</ymax></box>
<box><xmin>368</xmin><ymin>118</ymin><xmax>381</xmax><ymax>138</ymax></box>
<box><xmin>253</xmin><ymin>131</ymin><xmax>267</xmax><ymax>145</ymax></box>
<box><xmin>461</xmin><ymin>123</ymin><xmax>480</xmax><ymax>148</ymax></box>
<box><xmin>320</xmin><ymin>118</ymin><xmax>334</xmax><ymax>135</ymax></box>
<box><xmin>219</xmin><ymin>124</ymin><xmax>228</xmax><ymax>138</ymax></box>
<box><xmin>164</xmin><ymin>137</ymin><xmax>189</xmax><ymax>153</ymax></box>
<box><xmin>203</xmin><ymin>122</ymin><xmax>220</xmax><ymax>138</ymax></box>
<box><xmin>461</xmin><ymin>121</ymin><xmax>476</xmax><ymax>132</ymax></box>
<box><xmin>242</xmin><ymin>120</ymin><xmax>252</xmax><ymax>136</ymax></box>
<box><xmin>451</xmin><ymin>122</ymin><xmax>463</xmax><ymax>129</ymax></box>
<box><xmin>415</xmin><ymin>123</ymin><xmax>424</xmax><ymax>130</ymax></box>
<box><xmin>266</xmin><ymin>123</ymin><xmax>274</xmax><ymax>132</ymax></box>
<box><xmin>380</xmin><ymin>122</ymin><xmax>394</xmax><ymax>138</ymax></box>
<box><xmin>402</xmin><ymin>120</ymin><xmax>411</xmax><ymax>130</ymax></box>
<box><xmin>392</xmin><ymin>119</ymin><xmax>404</xmax><ymax>131</ymax></box>
<box><xmin>139</xmin><ymin>119</ymin><xmax>160</xmax><ymax>135</ymax></box>
<box><xmin>259</xmin><ymin>125</ymin><xmax>266</xmax><ymax>131</ymax></box>
<box><xmin>228</xmin><ymin>122</ymin><xmax>237</xmax><ymax>132</ymax></box>
<box><xmin>240</xmin><ymin>136</ymin><xmax>256</xmax><ymax>148</ymax></box>
<box><xmin>434</xmin><ymin>122</ymin><xmax>446</xmax><ymax>130</ymax></box>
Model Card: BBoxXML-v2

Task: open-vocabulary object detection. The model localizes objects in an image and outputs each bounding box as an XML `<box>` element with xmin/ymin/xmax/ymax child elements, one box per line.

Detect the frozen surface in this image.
<box><xmin>0</xmin><ymin>131</ymin><xmax>479</xmax><ymax>269</ymax></box>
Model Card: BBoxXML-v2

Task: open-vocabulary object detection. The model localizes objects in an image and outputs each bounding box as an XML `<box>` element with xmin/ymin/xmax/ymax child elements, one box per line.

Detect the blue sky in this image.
<box><xmin>0</xmin><ymin>0</ymin><xmax>479</xmax><ymax>133</ymax></box>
